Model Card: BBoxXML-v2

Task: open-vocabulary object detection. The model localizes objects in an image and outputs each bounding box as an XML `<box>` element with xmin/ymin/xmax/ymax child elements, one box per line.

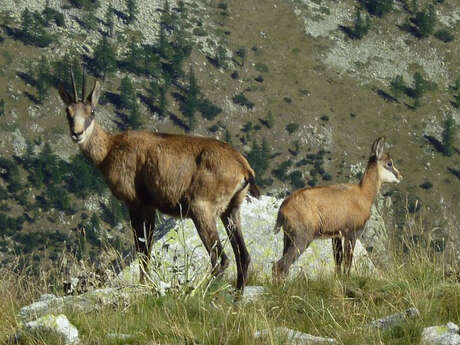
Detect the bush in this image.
<box><xmin>199</xmin><ymin>99</ymin><xmax>222</xmax><ymax>121</ymax></box>
<box><xmin>65</xmin><ymin>154</ymin><xmax>106</xmax><ymax>197</ymax></box>
<box><xmin>361</xmin><ymin>0</ymin><xmax>393</xmax><ymax>17</ymax></box>
<box><xmin>272</xmin><ymin>159</ymin><xmax>292</xmax><ymax>182</ymax></box>
<box><xmin>419</xmin><ymin>181</ymin><xmax>433</xmax><ymax>189</ymax></box>
<box><xmin>414</xmin><ymin>5</ymin><xmax>436</xmax><ymax>38</ymax></box>
<box><xmin>69</xmin><ymin>0</ymin><xmax>100</xmax><ymax>10</ymax></box>
<box><xmin>352</xmin><ymin>8</ymin><xmax>370</xmax><ymax>39</ymax></box>
<box><xmin>255</xmin><ymin>63</ymin><xmax>269</xmax><ymax>73</ymax></box>
<box><xmin>442</xmin><ymin>115</ymin><xmax>456</xmax><ymax>157</ymax></box>
<box><xmin>391</xmin><ymin>75</ymin><xmax>407</xmax><ymax>98</ymax></box>
<box><xmin>434</xmin><ymin>29</ymin><xmax>454</xmax><ymax>43</ymax></box>
<box><xmin>0</xmin><ymin>99</ymin><xmax>4</xmax><ymax>116</ymax></box>
<box><xmin>232</xmin><ymin>93</ymin><xmax>254</xmax><ymax>109</ymax></box>
<box><xmin>286</xmin><ymin>123</ymin><xmax>299</xmax><ymax>134</ymax></box>
<box><xmin>289</xmin><ymin>170</ymin><xmax>305</xmax><ymax>189</ymax></box>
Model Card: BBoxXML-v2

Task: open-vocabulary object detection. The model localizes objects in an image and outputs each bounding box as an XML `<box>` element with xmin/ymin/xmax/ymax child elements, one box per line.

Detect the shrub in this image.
<box><xmin>391</xmin><ymin>75</ymin><xmax>407</xmax><ymax>98</ymax></box>
<box><xmin>419</xmin><ymin>181</ymin><xmax>433</xmax><ymax>189</ymax></box>
<box><xmin>361</xmin><ymin>0</ymin><xmax>393</xmax><ymax>17</ymax></box>
<box><xmin>272</xmin><ymin>159</ymin><xmax>292</xmax><ymax>181</ymax></box>
<box><xmin>352</xmin><ymin>8</ymin><xmax>370</xmax><ymax>39</ymax></box>
<box><xmin>286</xmin><ymin>123</ymin><xmax>299</xmax><ymax>134</ymax></box>
<box><xmin>199</xmin><ymin>99</ymin><xmax>222</xmax><ymax>121</ymax></box>
<box><xmin>0</xmin><ymin>99</ymin><xmax>4</xmax><ymax>116</ymax></box>
<box><xmin>289</xmin><ymin>170</ymin><xmax>305</xmax><ymax>189</ymax></box>
<box><xmin>434</xmin><ymin>29</ymin><xmax>454</xmax><ymax>43</ymax></box>
<box><xmin>442</xmin><ymin>115</ymin><xmax>456</xmax><ymax>157</ymax></box>
<box><xmin>69</xmin><ymin>0</ymin><xmax>100</xmax><ymax>10</ymax></box>
<box><xmin>255</xmin><ymin>63</ymin><xmax>269</xmax><ymax>73</ymax></box>
<box><xmin>232</xmin><ymin>93</ymin><xmax>254</xmax><ymax>109</ymax></box>
<box><xmin>414</xmin><ymin>5</ymin><xmax>436</xmax><ymax>38</ymax></box>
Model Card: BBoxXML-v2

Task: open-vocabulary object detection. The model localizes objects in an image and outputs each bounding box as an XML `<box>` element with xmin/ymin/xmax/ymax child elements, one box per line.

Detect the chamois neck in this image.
<box><xmin>359</xmin><ymin>159</ymin><xmax>381</xmax><ymax>205</ymax></box>
<box><xmin>79</xmin><ymin>121</ymin><xmax>112</xmax><ymax>166</ymax></box>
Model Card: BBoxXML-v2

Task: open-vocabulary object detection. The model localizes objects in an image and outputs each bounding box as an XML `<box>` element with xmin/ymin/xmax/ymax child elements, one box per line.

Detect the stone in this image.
<box><xmin>119</xmin><ymin>196</ymin><xmax>375</xmax><ymax>291</ymax></box>
<box><xmin>369</xmin><ymin>307</ymin><xmax>420</xmax><ymax>330</ymax></box>
<box><xmin>24</xmin><ymin>314</ymin><xmax>79</xmax><ymax>345</ymax></box>
<box><xmin>241</xmin><ymin>285</ymin><xmax>267</xmax><ymax>302</ymax></box>
<box><xmin>421</xmin><ymin>322</ymin><xmax>460</xmax><ymax>345</ymax></box>
<box><xmin>255</xmin><ymin>327</ymin><xmax>337</xmax><ymax>345</ymax></box>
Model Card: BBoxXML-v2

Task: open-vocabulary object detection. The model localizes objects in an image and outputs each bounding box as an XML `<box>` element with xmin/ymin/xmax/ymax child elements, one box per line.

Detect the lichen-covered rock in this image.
<box><xmin>24</xmin><ymin>314</ymin><xmax>79</xmax><ymax>345</ymax></box>
<box><xmin>421</xmin><ymin>322</ymin><xmax>460</xmax><ymax>345</ymax></box>
<box><xmin>18</xmin><ymin>287</ymin><xmax>148</xmax><ymax>322</ymax></box>
<box><xmin>255</xmin><ymin>327</ymin><xmax>337</xmax><ymax>345</ymax></box>
<box><xmin>369</xmin><ymin>307</ymin><xmax>419</xmax><ymax>330</ymax></box>
<box><xmin>119</xmin><ymin>196</ymin><xmax>375</xmax><ymax>291</ymax></box>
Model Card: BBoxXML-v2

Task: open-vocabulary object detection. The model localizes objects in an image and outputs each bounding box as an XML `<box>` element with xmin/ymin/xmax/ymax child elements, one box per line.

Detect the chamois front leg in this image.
<box><xmin>332</xmin><ymin>237</ymin><xmax>343</xmax><ymax>275</ymax></box>
<box><xmin>129</xmin><ymin>207</ymin><xmax>155</xmax><ymax>284</ymax></box>
<box><xmin>343</xmin><ymin>233</ymin><xmax>357</xmax><ymax>276</ymax></box>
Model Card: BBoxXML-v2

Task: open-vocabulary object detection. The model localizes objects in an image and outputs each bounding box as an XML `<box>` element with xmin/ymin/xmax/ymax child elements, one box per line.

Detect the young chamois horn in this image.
<box><xmin>58</xmin><ymin>70</ymin><xmax>260</xmax><ymax>291</ymax></box>
<box><xmin>272</xmin><ymin>137</ymin><xmax>402</xmax><ymax>280</ymax></box>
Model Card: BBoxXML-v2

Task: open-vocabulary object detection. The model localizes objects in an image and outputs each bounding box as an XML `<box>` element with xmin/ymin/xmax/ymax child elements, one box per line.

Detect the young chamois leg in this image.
<box><xmin>191</xmin><ymin>204</ymin><xmax>228</xmax><ymax>279</ymax></box>
<box><xmin>129</xmin><ymin>207</ymin><xmax>155</xmax><ymax>284</ymax></box>
<box><xmin>273</xmin><ymin>229</ymin><xmax>313</xmax><ymax>281</ymax></box>
<box><xmin>343</xmin><ymin>233</ymin><xmax>357</xmax><ymax>276</ymax></box>
<box><xmin>332</xmin><ymin>237</ymin><xmax>343</xmax><ymax>275</ymax></box>
<box><xmin>220</xmin><ymin>190</ymin><xmax>251</xmax><ymax>290</ymax></box>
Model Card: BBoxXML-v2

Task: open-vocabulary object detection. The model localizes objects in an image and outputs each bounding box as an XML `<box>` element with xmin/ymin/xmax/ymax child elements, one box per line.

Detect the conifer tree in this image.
<box><xmin>120</xmin><ymin>76</ymin><xmax>135</xmax><ymax>110</ymax></box>
<box><xmin>182</xmin><ymin>67</ymin><xmax>200</xmax><ymax>131</ymax></box>
<box><xmin>126</xmin><ymin>0</ymin><xmax>138</xmax><ymax>24</ymax></box>
<box><xmin>92</xmin><ymin>36</ymin><xmax>117</xmax><ymax>79</ymax></box>
<box><xmin>442</xmin><ymin>115</ymin><xmax>456</xmax><ymax>157</ymax></box>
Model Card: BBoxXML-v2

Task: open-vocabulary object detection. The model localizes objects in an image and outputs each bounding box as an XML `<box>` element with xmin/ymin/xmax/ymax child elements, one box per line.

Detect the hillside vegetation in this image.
<box><xmin>0</xmin><ymin>0</ymin><xmax>458</xmax><ymax>286</ymax></box>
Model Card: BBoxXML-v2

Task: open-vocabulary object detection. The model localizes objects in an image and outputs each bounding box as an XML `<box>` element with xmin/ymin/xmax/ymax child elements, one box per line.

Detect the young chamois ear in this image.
<box><xmin>371</xmin><ymin>136</ymin><xmax>385</xmax><ymax>160</ymax></box>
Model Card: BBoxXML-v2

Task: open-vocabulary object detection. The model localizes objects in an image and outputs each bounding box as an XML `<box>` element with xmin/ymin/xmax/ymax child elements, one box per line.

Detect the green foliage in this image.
<box><xmin>26</xmin><ymin>142</ymin><xmax>65</xmax><ymax>187</ymax></box>
<box><xmin>285</xmin><ymin>122</ymin><xmax>299</xmax><ymax>134</ymax></box>
<box><xmin>127</xmin><ymin>101</ymin><xmax>143</xmax><ymax>130</ymax></box>
<box><xmin>198</xmin><ymin>99</ymin><xmax>222</xmax><ymax>121</ymax></box>
<box><xmin>42</xmin><ymin>7</ymin><xmax>65</xmax><ymax>27</ymax></box>
<box><xmin>232</xmin><ymin>93</ymin><xmax>254</xmax><ymax>109</ymax></box>
<box><xmin>120</xmin><ymin>76</ymin><xmax>135</xmax><ymax>110</ymax></box>
<box><xmin>255</xmin><ymin>63</ymin><xmax>269</xmax><ymax>73</ymax></box>
<box><xmin>92</xmin><ymin>36</ymin><xmax>117</xmax><ymax>79</ymax></box>
<box><xmin>69</xmin><ymin>0</ymin><xmax>100</xmax><ymax>10</ymax></box>
<box><xmin>413</xmin><ymin>5</ymin><xmax>436</xmax><ymax>38</ymax></box>
<box><xmin>34</xmin><ymin>55</ymin><xmax>53</xmax><ymax>102</ymax></box>
<box><xmin>127</xmin><ymin>0</ymin><xmax>139</xmax><ymax>24</ymax></box>
<box><xmin>273</xmin><ymin>159</ymin><xmax>292</xmax><ymax>181</ymax></box>
<box><xmin>105</xmin><ymin>5</ymin><xmax>114</xmax><ymax>36</ymax></box>
<box><xmin>434</xmin><ymin>29</ymin><xmax>455</xmax><ymax>43</ymax></box>
<box><xmin>0</xmin><ymin>157</ymin><xmax>21</xmax><ymax>193</ymax></box>
<box><xmin>0</xmin><ymin>213</ymin><xmax>25</xmax><ymax>236</ymax></box>
<box><xmin>263</xmin><ymin>111</ymin><xmax>274</xmax><ymax>128</ymax></box>
<box><xmin>215</xmin><ymin>44</ymin><xmax>228</xmax><ymax>69</ymax></box>
<box><xmin>182</xmin><ymin>67</ymin><xmax>200</xmax><ymax>131</ymax></box>
<box><xmin>19</xmin><ymin>9</ymin><xmax>55</xmax><ymax>47</ymax></box>
<box><xmin>442</xmin><ymin>115</ymin><xmax>456</xmax><ymax>157</ymax></box>
<box><xmin>289</xmin><ymin>170</ymin><xmax>305</xmax><ymax>189</ymax></box>
<box><xmin>352</xmin><ymin>8</ymin><xmax>370</xmax><ymax>39</ymax></box>
<box><xmin>411</xmin><ymin>72</ymin><xmax>436</xmax><ymax>107</ymax></box>
<box><xmin>224</xmin><ymin>129</ymin><xmax>232</xmax><ymax>143</ymax></box>
<box><xmin>391</xmin><ymin>75</ymin><xmax>407</xmax><ymax>99</ymax></box>
<box><xmin>247</xmin><ymin>138</ymin><xmax>271</xmax><ymax>186</ymax></box>
<box><xmin>102</xmin><ymin>195</ymin><xmax>128</xmax><ymax>227</ymax></box>
<box><xmin>361</xmin><ymin>0</ymin><xmax>393</xmax><ymax>17</ymax></box>
<box><xmin>65</xmin><ymin>154</ymin><xmax>106</xmax><ymax>198</ymax></box>
<box><xmin>0</xmin><ymin>99</ymin><xmax>4</xmax><ymax>116</ymax></box>
<box><xmin>419</xmin><ymin>181</ymin><xmax>433</xmax><ymax>189</ymax></box>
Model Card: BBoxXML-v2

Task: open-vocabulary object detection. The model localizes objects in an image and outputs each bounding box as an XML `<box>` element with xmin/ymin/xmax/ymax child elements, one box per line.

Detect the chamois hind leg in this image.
<box><xmin>273</xmin><ymin>229</ymin><xmax>312</xmax><ymax>281</ymax></box>
<box><xmin>343</xmin><ymin>233</ymin><xmax>357</xmax><ymax>276</ymax></box>
<box><xmin>332</xmin><ymin>237</ymin><xmax>343</xmax><ymax>275</ymax></box>
<box><xmin>129</xmin><ymin>207</ymin><xmax>155</xmax><ymax>284</ymax></box>
<box><xmin>220</xmin><ymin>190</ymin><xmax>250</xmax><ymax>291</ymax></box>
<box><xmin>191</xmin><ymin>205</ymin><xmax>228</xmax><ymax>278</ymax></box>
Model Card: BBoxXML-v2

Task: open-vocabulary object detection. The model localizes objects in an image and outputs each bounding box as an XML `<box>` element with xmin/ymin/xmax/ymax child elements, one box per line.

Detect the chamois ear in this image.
<box><xmin>58</xmin><ymin>83</ymin><xmax>74</xmax><ymax>106</ymax></box>
<box><xmin>371</xmin><ymin>136</ymin><xmax>386</xmax><ymax>159</ymax></box>
<box><xmin>87</xmin><ymin>80</ymin><xmax>101</xmax><ymax>109</ymax></box>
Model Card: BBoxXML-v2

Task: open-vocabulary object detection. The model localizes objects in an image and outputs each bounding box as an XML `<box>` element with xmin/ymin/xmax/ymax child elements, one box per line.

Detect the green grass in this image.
<box><xmin>1</xmin><ymin>244</ymin><xmax>458</xmax><ymax>345</ymax></box>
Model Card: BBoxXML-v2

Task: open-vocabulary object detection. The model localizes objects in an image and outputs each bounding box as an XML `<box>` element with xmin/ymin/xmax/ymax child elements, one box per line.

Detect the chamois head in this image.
<box><xmin>58</xmin><ymin>68</ymin><xmax>101</xmax><ymax>145</ymax></box>
<box><xmin>371</xmin><ymin>136</ymin><xmax>402</xmax><ymax>184</ymax></box>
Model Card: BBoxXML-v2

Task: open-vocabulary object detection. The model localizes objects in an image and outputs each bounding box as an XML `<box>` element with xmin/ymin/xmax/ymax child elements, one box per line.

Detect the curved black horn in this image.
<box><xmin>81</xmin><ymin>65</ymin><xmax>86</xmax><ymax>101</ymax></box>
<box><xmin>70</xmin><ymin>66</ymin><xmax>78</xmax><ymax>102</ymax></box>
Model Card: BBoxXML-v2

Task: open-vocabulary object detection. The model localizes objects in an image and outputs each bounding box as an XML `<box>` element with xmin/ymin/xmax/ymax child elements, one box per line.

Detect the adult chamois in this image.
<box><xmin>58</xmin><ymin>71</ymin><xmax>260</xmax><ymax>291</ymax></box>
<box><xmin>273</xmin><ymin>137</ymin><xmax>402</xmax><ymax>280</ymax></box>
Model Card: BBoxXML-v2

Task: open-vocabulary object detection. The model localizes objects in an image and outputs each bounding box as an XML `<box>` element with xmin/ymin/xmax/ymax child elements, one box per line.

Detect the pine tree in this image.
<box><xmin>0</xmin><ymin>99</ymin><xmax>4</xmax><ymax>117</ymax></box>
<box><xmin>92</xmin><ymin>36</ymin><xmax>117</xmax><ymax>79</ymax></box>
<box><xmin>105</xmin><ymin>4</ymin><xmax>114</xmax><ymax>36</ymax></box>
<box><xmin>126</xmin><ymin>0</ymin><xmax>138</xmax><ymax>24</ymax></box>
<box><xmin>182</xmin><ymin>67</ymin><xmax>200</xmax><ymax>131</ymax></box>
<box><xmin>158</xmin><ymin>84</ymin><xmax>169</xmax><ymax>118</ymax></box>
<box><xmin>352</xmin><ymin>8</ymin><xmax>370</xmax><ymax>39</ymax></box>
<box><xmin>120</xmin><ymin>76</ymin><xmax>135</xmax><ymax>110</ymax></box>
<box><xmin>414</xmin><ymin>4</ymin><xmax>436</xmax><ymax>38</ymax></box>
<box><xmin>391</xmin><ymin>75</ymin><xmax>406</xmax><ymax>99</ymax></box>
<box><xmin>127</xmin><ymin>99</ymin><xmax>142</xmax><ymax>129</ymax></box>
<box><xmin>442</xmin><ymin>115</ymin><xmax>456</xmax><ymax>156</ymax></box>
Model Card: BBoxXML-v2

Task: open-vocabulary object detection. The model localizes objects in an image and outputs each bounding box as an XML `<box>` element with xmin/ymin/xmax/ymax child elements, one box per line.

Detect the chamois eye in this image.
<box><xmin>386</xmin><ymin>161</ymin><xmax>392</xmax><ymax>168</ymax></box>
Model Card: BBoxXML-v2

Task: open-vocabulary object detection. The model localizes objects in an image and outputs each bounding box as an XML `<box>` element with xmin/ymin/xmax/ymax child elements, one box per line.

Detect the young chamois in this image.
<box><xmin>272</xmin><ymin>137</ymin><xmax>402</xmax><ymax>279</ymax></box>
<box><xmin>58</xmin><ymin>71</ymin><xmax>260</xmax><ymax>291</ymax></box>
